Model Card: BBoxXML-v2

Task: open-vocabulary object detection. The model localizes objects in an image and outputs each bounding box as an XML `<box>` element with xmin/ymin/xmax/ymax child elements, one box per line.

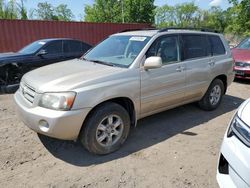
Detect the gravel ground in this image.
<box><xmin>0</xmin><ymin>80</ymin><xmax>249</xmax><ymax>188</ymax></box>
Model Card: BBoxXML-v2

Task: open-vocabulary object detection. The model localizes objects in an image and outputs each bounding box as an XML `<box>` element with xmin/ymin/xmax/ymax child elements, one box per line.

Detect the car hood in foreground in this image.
<box><xmin>22</xmin><ymin>59</ymin><xmax>126</xmax><ymax>93</ymax></box>
<box><xmin>232</xmin><ymin>48</ymin><xmax>250</xmax><ymax>62</ymax></box>
<box><xmin>238</xmin><ymin>98</ymin><xmax>250</xmax><ymax>126</ymax></box>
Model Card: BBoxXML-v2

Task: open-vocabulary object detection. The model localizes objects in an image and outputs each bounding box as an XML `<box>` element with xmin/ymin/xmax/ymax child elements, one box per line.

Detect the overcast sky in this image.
<box><xmin>23</xmin><ymin>0</ymin><xmax>231</xmax><ymax>21</ymax></box>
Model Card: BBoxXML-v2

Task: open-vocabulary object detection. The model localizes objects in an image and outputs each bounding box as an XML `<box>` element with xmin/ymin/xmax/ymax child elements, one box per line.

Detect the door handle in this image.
<box><xmin>176</xmin><ymin>66</ymin><xmax>185</xmax><ymax>72</ymax></box>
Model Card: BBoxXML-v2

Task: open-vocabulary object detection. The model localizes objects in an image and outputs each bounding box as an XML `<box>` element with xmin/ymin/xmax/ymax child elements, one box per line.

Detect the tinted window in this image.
<box><xmin>43</xmin><ymin>41</ymin><xmax>62</xmax><ymax>54</ymax></box>
<box><xmin>209</xmin><ymin>35</ymin><xmax>225</xmax><ymax>55</ymax></box>
<box><xmin>146</xmin><ymin>36</ymin><xmax>179</xmax><ymax>64</ymax></box>
<box><xmin>64</xmin><ymin>40</ymin><xmax>82</xmax><ymax>53</ymax></box>
<box><xmin>182</xmin><ymin>35</ymin><xmax>209</xmax><ymax>60</ymax></box>
<box><xmin>19</xmin><ymin>41</ymin><xmax>47</xmax><ymax>54</ymax></box>
<box><xmin>82</xmin><ymin>42</ymin><xmax>92</xmax><ymax>53</ymax></box>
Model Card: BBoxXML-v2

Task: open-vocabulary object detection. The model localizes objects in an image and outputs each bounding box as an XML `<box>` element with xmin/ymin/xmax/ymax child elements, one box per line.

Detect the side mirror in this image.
<box><xmin>37</xmin><ymin>49</ymin><xmax>47</xmax><ymax>56</ymax></box>
<box><xmin>144</xmin><ymin>56</ymin><xmax>162</xmax><ymax>70</ymax></box>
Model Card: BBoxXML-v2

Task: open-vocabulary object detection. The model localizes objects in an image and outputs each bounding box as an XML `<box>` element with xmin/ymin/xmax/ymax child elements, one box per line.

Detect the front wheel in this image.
<box><xmin>198</xmin><ymin>79</ymin><xmax>225</xmax><ymax>111</ymax></box>
<box><xmin>79</xmin><ymin>102</ymin><xmax>130</xmax><ymax>155</ymax></box>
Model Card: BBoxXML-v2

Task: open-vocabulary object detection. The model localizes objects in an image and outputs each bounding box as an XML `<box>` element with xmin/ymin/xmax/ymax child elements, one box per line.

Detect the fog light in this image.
<box><xmin>39</xmin><ymin>120</ymin><xmax>49</xmax><ymax>132</ymax></box>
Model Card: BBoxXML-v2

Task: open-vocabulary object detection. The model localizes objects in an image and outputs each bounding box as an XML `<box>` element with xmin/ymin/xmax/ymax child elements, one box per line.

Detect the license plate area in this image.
<box><xmin>235</xmin><ymin>70</ymin><xmax>244</xmax><ymax>76</ymax></box>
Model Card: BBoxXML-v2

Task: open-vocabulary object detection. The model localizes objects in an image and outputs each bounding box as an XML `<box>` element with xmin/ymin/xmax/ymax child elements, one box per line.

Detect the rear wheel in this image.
<box><xmin>79</xmin><ymin>102</ymin><xmax>130</xmax><ymax>155</ymax></box>
<box><xmin>198</xmin><ymin>79</ymin><xmax>225</xmax><ymax>111</ymax></box>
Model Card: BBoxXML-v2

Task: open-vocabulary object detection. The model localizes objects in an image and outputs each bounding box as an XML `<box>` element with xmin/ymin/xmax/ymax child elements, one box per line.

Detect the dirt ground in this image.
<box><xmin>0</xmin><ymin>80</ymin><xmax>249</xmax><ymax>188</ymax></box>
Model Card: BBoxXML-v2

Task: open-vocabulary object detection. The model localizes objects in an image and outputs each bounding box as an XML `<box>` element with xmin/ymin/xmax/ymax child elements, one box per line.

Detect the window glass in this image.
<box><xmin>19</xmin><ymin>41</ymin><xmax>46</xmax><ymax>54</ymax></box>
<box><xmin>82</xmin><ymin>42</ymin><xmax>92</xmax><ymax>53</ymax></box>
<box><xmin>209</xmin><ymin>35</ymin><xmax>225</xmax><ymax>55</ymax></box>
<box><xmin>84</xmin><ymin>36</ymin><xmax>151</xmax><ymax>67</ymax></box>
<box><xmin>43</xmin><ymin>41</ymin><xmax>62</xmax><ymax>54</ymax></box>
<box><xmin>182</xmin><ymin>35</ymin><xmax>209</xmax><ymax>60</ymax></box>
<box><xmin>146</xmin><ymin>36</ymin><xmax>179</xmax><ymax>64</ymax></box>
<box><xmin>237</xmin><ymin>37</ymin><xmax>250</xmax><ymax>49</ymax></box>
<box><xmin>64</xmin><ymin>40</ymin><xmax>82</xmax><ymax>53</ymax></box>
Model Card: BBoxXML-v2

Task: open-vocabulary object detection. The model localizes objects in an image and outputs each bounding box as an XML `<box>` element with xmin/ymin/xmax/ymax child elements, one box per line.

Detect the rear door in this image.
<box><xmin>140</xmin><ymin>35</ymin><xmax>186</xmax><ymax>117</ymax></box>
<box><xmin>181</xmin><ymin>34</ymin><xmax>212</xmax><ymax>101</ymax></box>
<box><xmin>208</xmin><ymin>35</ymin><xmax>228</xmax><ymax>78</ymax></box>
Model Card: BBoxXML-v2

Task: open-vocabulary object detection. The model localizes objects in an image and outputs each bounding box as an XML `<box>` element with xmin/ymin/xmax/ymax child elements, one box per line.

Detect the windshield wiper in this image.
<box><xmin>80</xmin><ymin>58</ymin><xmax>127</xmax><ymax>68</ymax></box>
<box><xmin>88</xmin><ymin>59</ymin><xmax>116</xmax><ymax>67</ymax></box>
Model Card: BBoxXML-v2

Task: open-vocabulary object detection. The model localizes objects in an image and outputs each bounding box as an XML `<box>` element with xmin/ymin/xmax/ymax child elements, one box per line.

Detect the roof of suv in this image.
<box><xmin>114</xmin><ymin>29</ymin><xmax>221</xmax><ymax>37</ymax></box>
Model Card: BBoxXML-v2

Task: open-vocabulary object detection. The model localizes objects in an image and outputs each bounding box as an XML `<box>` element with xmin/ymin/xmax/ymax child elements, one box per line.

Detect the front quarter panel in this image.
<box><xmin>72</xmin><ymin>68</ymin><xmax>140</xmax><ymax>117</ymax></box>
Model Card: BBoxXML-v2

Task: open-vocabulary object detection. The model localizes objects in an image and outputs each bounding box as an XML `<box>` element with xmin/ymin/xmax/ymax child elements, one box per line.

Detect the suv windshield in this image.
<box><xmin>237</xmin><ymin>37</ymin><xmax>250</xmax><ymax>49</ymax></box>
<box><xmin>19</xmin><ymin>41</ymin><xmax>47</xmax><ymax>54</ymax></box>
<box><xmin>84</xmin><ymin>35</ymin><xmax>151</xmax><ymax>67</ymax></box>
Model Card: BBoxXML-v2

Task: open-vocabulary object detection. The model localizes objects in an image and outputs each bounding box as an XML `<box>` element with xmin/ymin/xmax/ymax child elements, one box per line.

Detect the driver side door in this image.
<box><xmin>35</xmin><ymin>40</ymin><xmax>64</xmax><ymax>68</ymax></box>
<box><xmin>140</xmin><ymin>35</ymin><xmax>187</xmax><ymax>118</ymax></box>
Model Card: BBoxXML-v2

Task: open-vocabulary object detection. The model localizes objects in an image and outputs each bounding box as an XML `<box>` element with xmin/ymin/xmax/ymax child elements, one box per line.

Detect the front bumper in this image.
<box><xmin>14</xmin><ymin>90</ymin><xmax>91</xmax><ymax>140</ymax></box>
<box><xmin>217</xmin><ymin>134</ymin><xmax>250</xmax><ymax>188</ymax></box>
<box><xmin>234</xmin><ymin>66</ymin><xmax>250</xmax><ymax>79</ymax></box>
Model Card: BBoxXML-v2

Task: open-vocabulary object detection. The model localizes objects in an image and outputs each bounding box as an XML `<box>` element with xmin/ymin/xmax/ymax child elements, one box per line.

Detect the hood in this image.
<box><xmin>237</xmin><ymin>98</ymin><xmax>250</xmax><ymax>126</ymax></box>
<box><xmin>0</xmin><ymin>52</ymin><xmax>29</xmax><ymax>64</ymax></box>
<box><xmin>22</xmin><ymin>59</ymin><xmax>126</xmax><ymax>92</ymax></box>
<box><xmin>232</xmin><ymin>48</ymin><xmax>250</xmax><ymax>62</ymax></box>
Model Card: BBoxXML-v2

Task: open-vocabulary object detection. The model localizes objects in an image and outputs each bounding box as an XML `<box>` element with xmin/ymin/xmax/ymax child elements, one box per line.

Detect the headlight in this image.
<box><xmin>39</xmin><ymin>92</ymin><xmax>76</xmax><ymax>111</ymax></box>
<box><xmin>228</xmin><ymin>114</ymin><xmax>250</xmax><ymax>147</ymax></box>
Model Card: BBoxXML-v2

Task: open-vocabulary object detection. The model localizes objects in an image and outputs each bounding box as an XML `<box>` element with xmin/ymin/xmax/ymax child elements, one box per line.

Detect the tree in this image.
<box><xmin>34</xmin><ymin>2</ymin><xmax>74</xmax><ymax>21</ymax></box>
<box><xmin>199</xmin><ymin>7</ymin><xmax>227</xmax><ymax>32</ymax></box>
<box><xmin>0</xmin><ymin>0</ymin><xmax>28</xmax><ymax>19</ymax></box>
<box><xmin>55</xmin><ymin>4</ymin><xmax>74</xmax><ymax>21</ymax></box>
<box><xmin>124</xmin><ymin>0</ymin><xmax>155</xmax><ymax>23</ymax></box>
<box><xmin>155</xmin><ymin>2</ymin><xmax>199</xmax><ymax>28</ymax></box>
<box><xmin>226</xmin><ymin>0</ymin><xmax>250</xmax><ymax>36</ymax></box>
<box><xmin>84</xmin><ymin>0</ymin><xmax>124</xmax><ymax>23</ymax></box>
<box><xmin>84</xmin><ymin>0</ymin><xmax>155</xmax><ymax>23</ymax></box>
<box><xmin>0</xmin><ymin>0</ymin><xmax>18</xmax><ymax>19</ymax></box>
<box><xmin>155</xmin><ymin>5</ymin><xmax>175</xmax><ymax>27</ymax></box>
<box><xmin>17</xmin><ymin>0</ymin><xmax>28</xmax><ymax>20</ymax></box>
<box><xmin>0</xmin><ymin>0</ymin><xmax>4</xmax><ymax>18</ymax></box>
<box><xmin>35</xmin><ymin>2</ymin><xmax>58</xmax><ymax>20</ymax></box>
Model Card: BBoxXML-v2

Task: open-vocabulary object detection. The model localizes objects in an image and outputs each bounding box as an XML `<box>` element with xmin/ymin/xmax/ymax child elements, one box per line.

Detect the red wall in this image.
<box><xmin>0</xmin><ymin>19</ymin><xmax>151</xmax><ymax>52</ymax></box>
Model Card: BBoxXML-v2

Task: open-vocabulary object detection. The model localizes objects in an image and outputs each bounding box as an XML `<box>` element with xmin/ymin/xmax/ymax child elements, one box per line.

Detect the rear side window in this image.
<box><xmin>43</xmin><ymin>41</ymin><xmax>62</xmax><ymax>54</ymax></box>
<box><xmin>64</xmin><ymin>40</ymin><xmax>82</xmax><ymax>53</ymax></box>
<box><xmin>182</xmin><ymin>35</ymin><xmax>209</xmax><ymax>60</ymax></box>
<box><xmin>208</xmin><ymin>35</ymin><xmax>226</xmax><ymax>55</ymax></box>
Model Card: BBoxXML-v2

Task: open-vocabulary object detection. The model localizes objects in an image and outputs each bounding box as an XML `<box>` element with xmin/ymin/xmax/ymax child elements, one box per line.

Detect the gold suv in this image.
<box><xmin>14</xmin><ymin>28</ymin><xmax>234</xmax><ymax>154</ymax></box>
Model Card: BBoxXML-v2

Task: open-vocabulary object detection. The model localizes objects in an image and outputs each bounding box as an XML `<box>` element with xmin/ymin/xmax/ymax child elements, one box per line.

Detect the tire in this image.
<box><xmin>198</xmin><ymin>79</ymin><xmax>225</xmax><ymax>111</ymax></box>
<box><xmin>79</xmin><ymin>102</ymin><xmax>130</xmax><ymax>155</ymax></box>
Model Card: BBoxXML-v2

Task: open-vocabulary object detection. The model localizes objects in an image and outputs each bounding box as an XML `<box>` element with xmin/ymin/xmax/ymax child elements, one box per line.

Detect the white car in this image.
<box><xmin>217</xmin><ymin>98</ymin><xmax>250</xmax><ymax>188</ymax></box>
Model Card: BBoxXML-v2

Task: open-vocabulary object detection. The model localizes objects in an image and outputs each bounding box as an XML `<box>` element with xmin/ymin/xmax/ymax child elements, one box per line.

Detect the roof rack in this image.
<box><xmin>119</xmin><ymin>28</ymin><xmax>156</xmax><ymax>33</ymax></box>
<box><xmin>159</xmin><ymin>27</ymin><xmax>219</xmax><ymax>33</ymax></box>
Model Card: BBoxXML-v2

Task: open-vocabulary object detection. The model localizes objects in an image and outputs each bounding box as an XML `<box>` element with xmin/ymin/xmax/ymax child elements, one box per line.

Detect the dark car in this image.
<box><xmin>232</xmin><ymin>37</ymin><xmax>250</xmax><ymax>79</ymax></box>
<box><xmin>0</xmin><ymin>38</ymin><xmax>92</xmax><ymax>93</ymax></box>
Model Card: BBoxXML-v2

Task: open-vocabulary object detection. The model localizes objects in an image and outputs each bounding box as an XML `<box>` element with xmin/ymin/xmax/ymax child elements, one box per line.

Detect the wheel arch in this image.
<box><xmin>79</xmin><ymin>97</ymin><xmax>137</xmax><ymax>138</ymax></box>
<box><xmin>213</xmin><ymin>74</ymin><xmax>227</xmax><ymax>94</ymax></box>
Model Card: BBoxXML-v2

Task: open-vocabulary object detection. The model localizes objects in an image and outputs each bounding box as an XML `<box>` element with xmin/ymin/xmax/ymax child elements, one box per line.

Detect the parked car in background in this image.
<box><xmin>15</xmin><ymin>28</ymin><xmax>234</xmax><ymax>155</ymax></box>
<box><xmin>232</xmin><ymin>37</ymin><xmax>250</xmax><ymax>79</ymax></box>
<box><xmin>217</xmin><ymin>98</ymin><xmax>250</xmax><ymax>188</ymax></box>
<box><xmin>0</xmin><ymin>38</ymin><xmax>92</xmax><ymax>93</ymax></box>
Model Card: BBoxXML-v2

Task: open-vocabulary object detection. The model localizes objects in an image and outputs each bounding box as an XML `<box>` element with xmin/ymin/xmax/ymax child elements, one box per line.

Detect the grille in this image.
<box><xmin>20</xmin><ymin>82</ymin><xmax>36</xmax><ymax>103</ymax></box>
<box><xmin>235</xmin><ymin>62</ymin><xmax>250</xmax><ymax>67</ymax></box>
